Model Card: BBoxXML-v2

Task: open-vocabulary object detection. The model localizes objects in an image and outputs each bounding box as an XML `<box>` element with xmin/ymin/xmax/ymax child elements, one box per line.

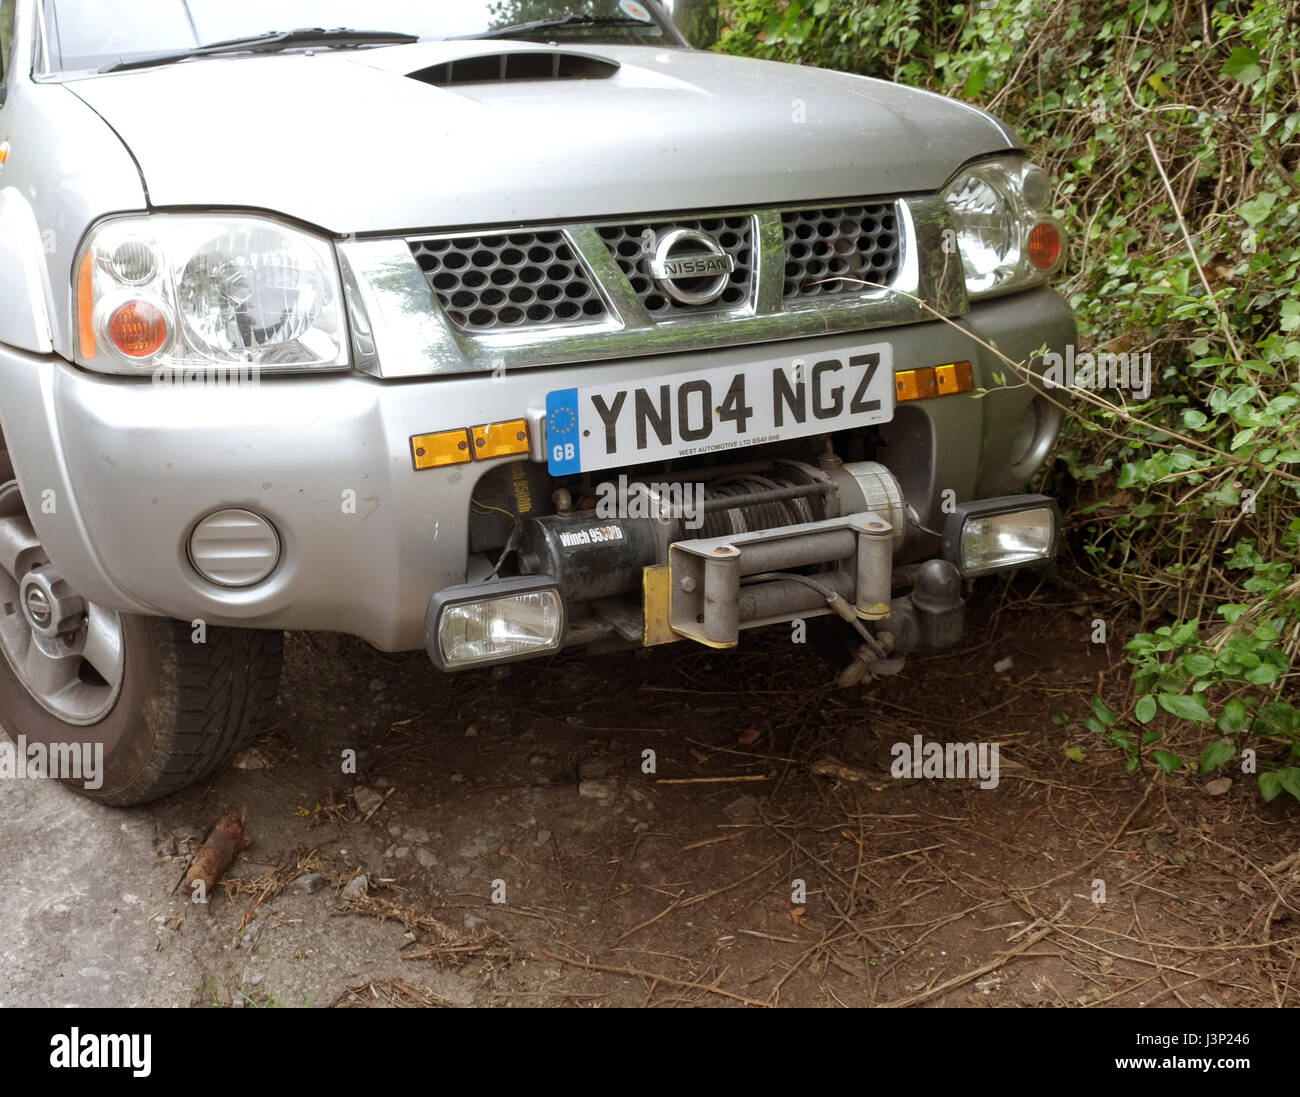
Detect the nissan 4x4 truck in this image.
<box><xmin>0</xmin><ymin>0</ymin><xmax>1073</xmax><ymax>804</ymax></box>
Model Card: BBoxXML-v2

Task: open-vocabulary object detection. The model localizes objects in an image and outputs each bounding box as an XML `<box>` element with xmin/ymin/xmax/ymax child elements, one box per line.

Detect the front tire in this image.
<box><xmin>0</xmin><ymin>453</ymin><xmax>282</xmax><ymax>805</ymax></box>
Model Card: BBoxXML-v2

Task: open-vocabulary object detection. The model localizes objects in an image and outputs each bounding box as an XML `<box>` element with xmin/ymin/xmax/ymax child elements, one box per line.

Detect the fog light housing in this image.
<box><xmin>426</xmin><ymin>576</ymin><xmax>566</xmax><ymax>671</ymax></box>
<box><xmin>188</xmin><ymin>509</ymin><xmax>281</xmax><ymax>588</ymax></box>
<box><xmin>941</xmin><ymin>496</ymin><xmax>1059</xmax><ymax>577</ymax></box>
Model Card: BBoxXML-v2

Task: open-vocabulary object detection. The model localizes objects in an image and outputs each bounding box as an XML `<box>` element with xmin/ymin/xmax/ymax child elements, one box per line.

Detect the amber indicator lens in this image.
<box><xmin>108</xmin><ymin>300</ymin><xmax>168</xmax><ymax>358</ymax></box>
<box><xmin>1027</xmin><ymin>222</ymin><xmax>1062</xmax><ymax>270</ymax></box>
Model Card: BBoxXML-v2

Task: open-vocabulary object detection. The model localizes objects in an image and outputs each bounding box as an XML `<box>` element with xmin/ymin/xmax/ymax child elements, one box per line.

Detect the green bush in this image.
<box><xmin>718</xmin><ymin>0</ymin><xmax>1300</xmax><ymax>801</ymax></box>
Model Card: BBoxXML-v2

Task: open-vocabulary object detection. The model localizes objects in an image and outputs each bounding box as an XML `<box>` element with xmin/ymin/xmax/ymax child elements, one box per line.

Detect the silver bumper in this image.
<box><xmin>0</xmin><ymin>288</ymin><xmax>1074</xmax><ymax>651</ymax></box>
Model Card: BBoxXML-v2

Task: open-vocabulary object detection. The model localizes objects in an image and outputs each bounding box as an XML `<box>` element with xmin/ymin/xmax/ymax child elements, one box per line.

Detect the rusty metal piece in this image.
<box><xmin>181</xmin><ymin>812</ymin><xmax>252</xmax><ymax>896</ymax></box>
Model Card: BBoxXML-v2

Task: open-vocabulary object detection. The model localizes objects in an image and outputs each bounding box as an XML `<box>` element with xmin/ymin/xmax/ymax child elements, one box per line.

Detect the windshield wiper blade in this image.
<box><xmin>99</xmin><ymin>27</ymin><xmax>419</xmax><ymax>74</ymax></box>
<box><xmin>453</xmin><ymin>15</ymin><xmax>653</xmax><ymax>41</ymax></box>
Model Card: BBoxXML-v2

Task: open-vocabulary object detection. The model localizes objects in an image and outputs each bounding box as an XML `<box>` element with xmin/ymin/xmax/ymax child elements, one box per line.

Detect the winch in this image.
<box><xmin>508</xmin><ymin>459</ymin><xmax>938</xmax><ymax>650</ymax></box>
<box><xmin>517</xmin><ymin>459</ymin><xmax>906</xmax><ymax>603</ymax></box>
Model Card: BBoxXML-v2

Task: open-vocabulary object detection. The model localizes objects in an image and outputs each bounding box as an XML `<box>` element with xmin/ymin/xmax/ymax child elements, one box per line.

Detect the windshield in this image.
<box><xmin>41</xmin><ymin>0</ymin><xmax>676</xmax><ymax>72</ymax></box>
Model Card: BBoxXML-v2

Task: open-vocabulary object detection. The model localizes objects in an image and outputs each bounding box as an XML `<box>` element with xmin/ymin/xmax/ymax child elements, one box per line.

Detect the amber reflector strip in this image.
<box><xmin>895</xmin><ymin>367</ymin><xmax>939</xmax><ymax>402</ymax></box>
<box><xmin>411</xmin><ymin>429</ymin><xmax>473</xmax><ymax>470</ymax></box>
<box><xmin>934</xmin><ymin>361</ymin><xmax>975</xmax><ymax>395</ymax></box>
<box><xmin>471</xmin><ymin>419</ymin><xmax>530</xmax><ymax>461</ymax></box>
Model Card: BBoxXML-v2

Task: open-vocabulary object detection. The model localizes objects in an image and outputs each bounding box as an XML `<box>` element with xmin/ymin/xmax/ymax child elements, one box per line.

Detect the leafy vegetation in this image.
<box><xmin>717</xmin><ymin>0</ymin><xmax>1300</xmax><ymax>800</ymax></box>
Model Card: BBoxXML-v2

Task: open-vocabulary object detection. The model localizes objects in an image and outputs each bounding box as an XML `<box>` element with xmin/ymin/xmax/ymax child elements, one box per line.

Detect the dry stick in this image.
<box><xmin>1048</xmin><ymin>927</ymin><xmax>1215</xmax><ymax>983</ymax></box>
<box><xmin>1011</xmin><ymin>774</ymin><xmax>1159</xmax><ymax>894</ymax></box>
<box><xmin>879</xmin><ymin>922</ymin><xmax>1057</xmax><ymax>1009</ymax></box>
<box><xmin>1084</xmin><ymin>969</ymin><xmax>1167</xmax><ymax>1008</ymax></box>
<box><xmin>1197</xmin><ymin>832</ymin><xmax>1299</xmax><ymax>940</ymax></box>
<box><xmin>1056</xmin><ymin>924</ymin><xmax>1300</xmax><ymax>954</ymax></box>
<box><xmin>656</xmin><ymin>775</ymin><xmax>769</xmax><ymax>785</ymax></box>
<box><xmin>541</xmin><ymin>949</ymin><xmax>770</xmax><ymax>1008</ymax></box>
<box><xmin>1143</xmin><ymin>131</ymin><xmax>1241</xmax><ymax>361</ymax></box>
<box><xmin>1133</xmin><ymin>892</ymin><xmax>1193</xmax><ymax>1008</ymax></box>
<box><xmin>678</xmin><ymin>831</ymin><xmax>747</xmax><ymax>852</ymax></box>
<box><xmin>1140</xmin><ymin>962</ymin><xmax>1243</xmax><ymax>1009</ymax></box>
<box><xmin>616</xmin><ymin>852</ymin><xmax>786</xmax><ymax>943</ymax></box>
<box><xmin>361</xmin><ymin>787</ymin><xmax>395</xmax><ymax>823</ymax></box>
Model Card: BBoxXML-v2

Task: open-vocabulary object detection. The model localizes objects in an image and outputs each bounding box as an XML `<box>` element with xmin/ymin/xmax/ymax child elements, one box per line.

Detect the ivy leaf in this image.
<box><xmin>1091</xmin><ymin>695</ymin><xmax>1118</xmax><ymax>727</ymax></box>
<box><xmin>1198</xmin><ymin>741</ymin><xmax>1236</xmax><ymax>774</ymax></box>
<box><xmin>1158</xmin><ymin>693</ymin><xmax>1211</xmax><ymax>723</ymax></box>
<box><xmin>965</xmin><ymin>59</ymin><xmax>989</xmax><ymax>98</ymax></box>
<box><xmin>1222</xmin><ymin>47</ymin><xmax>1262</xmax><ymax>85</ymax></box>
<box><xmin>1281</xmin><ymin>300</ymin><xmax>1300</xmax><ymax>333</ymax></box>
<box><xmin>1135</xmin><ymin>694</ymin><xmax>1157</xmax><ymax>724</ymax></box>
<box><xmin>1279</xmin><ymin>768</ymin><xmax>1300</xmax><ymax>802</ymax></box>
<box><xmin>1065</xmin><ymin>745</ymin><xmax>1085</xmax><ymax>763</ymax></box>
<box><xmin>1238</xmin><ymin>191</ymin><xmax>1278</xmax><ymax>226</ymax></box>
<box><xmin>1245</xmin><ymin>663</ymin><xmax>1281</xmax><ymax>686</ymax></box>
<box><xmin>1152</xmin><ymin>750</ymin><xmax>1182</xmax><ymax>774</ymax></box>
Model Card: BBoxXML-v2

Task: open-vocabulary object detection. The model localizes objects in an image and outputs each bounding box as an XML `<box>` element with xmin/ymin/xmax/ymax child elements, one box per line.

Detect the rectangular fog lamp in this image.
<box><xmin>426</xmin><ymin>576</ymin><xmax>565</xmax><ymax>671</ymax></box>
<box><xmin>942</xmin><ymin>496</ymin><xmax>1059</xmax><ymax>577</ymax></box>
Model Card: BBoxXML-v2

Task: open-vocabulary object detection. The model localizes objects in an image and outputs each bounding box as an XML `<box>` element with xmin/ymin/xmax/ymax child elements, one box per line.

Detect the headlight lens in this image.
<box><xmin>75</xmin><ymin>215</ymin><xmax>348</xmax><ymax>375</ymax></box>
<box><xmin>426</xmin><ymin>578</ymin><xmax>567</xmax><ymax>671</ymax></box>
<box><xmin>942</xmin><ymin>156</ymin><xmax>1064</xmax><ymax>298</ymax></box>
<box><xmin>941</xmin><ymin>495</ymin><xmax>1060</xmax><ymax>577</ymax></box>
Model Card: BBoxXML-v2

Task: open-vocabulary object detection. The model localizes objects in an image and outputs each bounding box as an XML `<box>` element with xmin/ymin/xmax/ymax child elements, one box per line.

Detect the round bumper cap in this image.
<box><xmin>189</xmin><ymin>508</ymin><xmax>281</xmax><ymax>588</ymax></box>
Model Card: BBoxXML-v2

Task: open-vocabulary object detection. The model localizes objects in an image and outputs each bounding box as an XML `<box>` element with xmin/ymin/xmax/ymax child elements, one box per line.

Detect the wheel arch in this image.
<box><xmin>0</xmin><ymin>185</ymin><xmax>55</xmax><ymax>353</ymax></box>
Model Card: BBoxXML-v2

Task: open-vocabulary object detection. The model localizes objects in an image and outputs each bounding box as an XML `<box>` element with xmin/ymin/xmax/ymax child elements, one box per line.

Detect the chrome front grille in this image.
<box><xmin>597</xmin><ymin>215</ymin><xmax>755</xmax><ymax>316</ymax></box>
<box><xmin>350</xmin><ymin>194</ymin><xmax>965</xmax><ymax>377</ymax></box>
<box><xmin>781</xmin><ymin>203</ymin><xmax>901</xmax><ymax>300</ymax></box>
<box><xmin>410</xmin><ymin>231</ymin><xmax>608</xmax><ymax>331</ymax></box>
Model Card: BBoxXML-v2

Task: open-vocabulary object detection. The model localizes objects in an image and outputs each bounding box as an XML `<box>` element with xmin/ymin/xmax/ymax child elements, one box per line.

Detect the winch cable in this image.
<box><xmin>701</xmin><ymin>474</ymin><xmax>826</xmax><ymax>539</ymax></box>
<box><xmin>744</xmin><ymin>570</ymin><xmax>891</xmax><ymax>659</ymax></box>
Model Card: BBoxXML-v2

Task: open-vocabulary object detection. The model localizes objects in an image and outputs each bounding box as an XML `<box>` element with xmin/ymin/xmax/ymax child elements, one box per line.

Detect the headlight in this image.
<box><xmin>74</xmin><ymin>215</ymin><xmax>348</xmax><ymax>375</ymax></box>
<box><xmin>941</xmin><ymin>495</ymin><xmax>1060</xmax><ymax>577</ymax></box>
<box><xmin>425</xmin><ymin>577</ymin><xmax>567</xmax><ymax>671</ymax></box>
<box><xmin>942</xmin><ymin>156</ymin><xmax>1064</xmax><ymax>299</ymax></box>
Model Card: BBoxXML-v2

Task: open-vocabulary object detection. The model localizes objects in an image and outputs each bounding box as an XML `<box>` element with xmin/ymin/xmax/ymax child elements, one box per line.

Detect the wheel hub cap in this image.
<box><xmin>23</xmin><ymin>585</ymin><xmax>52</xmax><ymax>629</ymax></box>
<box><xmin>0</xmin><ymin>482</ymin><xmax>124</xmax><ymax>726</ymax></box>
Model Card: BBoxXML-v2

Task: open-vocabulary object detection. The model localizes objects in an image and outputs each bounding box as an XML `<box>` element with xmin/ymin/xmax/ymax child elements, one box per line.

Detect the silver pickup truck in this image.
<box><xmin>0</xmin><ymin>0</ymin><xmax>1073</xmax><ymax>803</ymax></box>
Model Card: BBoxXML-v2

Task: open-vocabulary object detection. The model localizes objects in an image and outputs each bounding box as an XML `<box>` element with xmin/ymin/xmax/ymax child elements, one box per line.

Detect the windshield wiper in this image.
<box><xmin>453</xmin><ymin>15</ymin><xmax>656</xmax><ymax>41</ymax></box>
<box><xmin>99</xmin><ymin>27</ymin><xmax>419</xmax><ymax>74</ymax></box>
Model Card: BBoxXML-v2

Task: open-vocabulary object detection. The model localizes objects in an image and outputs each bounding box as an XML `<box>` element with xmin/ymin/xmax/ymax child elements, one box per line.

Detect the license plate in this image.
<box><xmin>545</xmin><ymin>344</ymin><xmax>893</xmax><ymax>475</ymax></box>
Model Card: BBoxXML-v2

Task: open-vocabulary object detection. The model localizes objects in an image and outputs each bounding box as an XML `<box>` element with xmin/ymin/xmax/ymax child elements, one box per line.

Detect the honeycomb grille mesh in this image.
<box><xmin>782</xmin><ymin>203</ymin><xmax>901</xmax><ymax>300</ymax></box>
<box><xmin>409</xmin><ymin>202</ymin><xmax>902</xmax><ymax>333</ymax></box>
<box><xmin>597</xmin><ymin>216</ymin><xmax>754</xmax><ymax>316</ymax></box>
<box><xmin>410</xmin><ymin>232</ymin><xmax>608</xmax><ymax>331</ymax></box>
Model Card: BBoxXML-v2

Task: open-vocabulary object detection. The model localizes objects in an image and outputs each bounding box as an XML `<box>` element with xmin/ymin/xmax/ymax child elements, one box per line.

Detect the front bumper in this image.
<box><xmin>0</xmin><ymin>287</ymin><xmax>1074</xmax><ymax>652</ymax></box>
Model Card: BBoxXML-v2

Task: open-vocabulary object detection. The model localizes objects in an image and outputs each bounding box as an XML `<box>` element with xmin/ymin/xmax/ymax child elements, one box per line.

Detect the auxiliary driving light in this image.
<box><xmin>941</xmin><ymin>495</ymin><xmax>1059</xmax><ymax>577</ymax></box>
<box><xmin>425</xmin><ymin>576</ymin><xmax>565</xmax><ymax>671</ymax></box>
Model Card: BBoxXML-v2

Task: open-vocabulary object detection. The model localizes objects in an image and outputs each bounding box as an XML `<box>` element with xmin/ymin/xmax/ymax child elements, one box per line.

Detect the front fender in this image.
<box><xmin>0</xmin><ymin>187</ymin><xmax>55</xmax><ymax>353</ymax></box>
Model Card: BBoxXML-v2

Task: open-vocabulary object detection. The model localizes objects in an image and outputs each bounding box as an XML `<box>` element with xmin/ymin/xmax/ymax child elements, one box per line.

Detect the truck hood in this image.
<box><xmin>68</xmin><ymin>41</ymin><xmax>1018</xmax><ymax>235</ymax></box>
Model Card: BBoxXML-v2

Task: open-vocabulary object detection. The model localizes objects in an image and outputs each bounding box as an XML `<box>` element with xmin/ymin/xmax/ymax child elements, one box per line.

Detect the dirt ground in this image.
<box><xmin>2</xmin><ymin>575</ymin><xmax>1297</xmax><ymax>1008</ymax></box>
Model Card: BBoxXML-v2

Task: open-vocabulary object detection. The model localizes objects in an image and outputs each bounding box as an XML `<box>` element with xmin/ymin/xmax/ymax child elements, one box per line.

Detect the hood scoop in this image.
<box><xmin>408</xmin><ymin>50</ymin><xmax>620</xmax><ymax>87</ymax></box>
